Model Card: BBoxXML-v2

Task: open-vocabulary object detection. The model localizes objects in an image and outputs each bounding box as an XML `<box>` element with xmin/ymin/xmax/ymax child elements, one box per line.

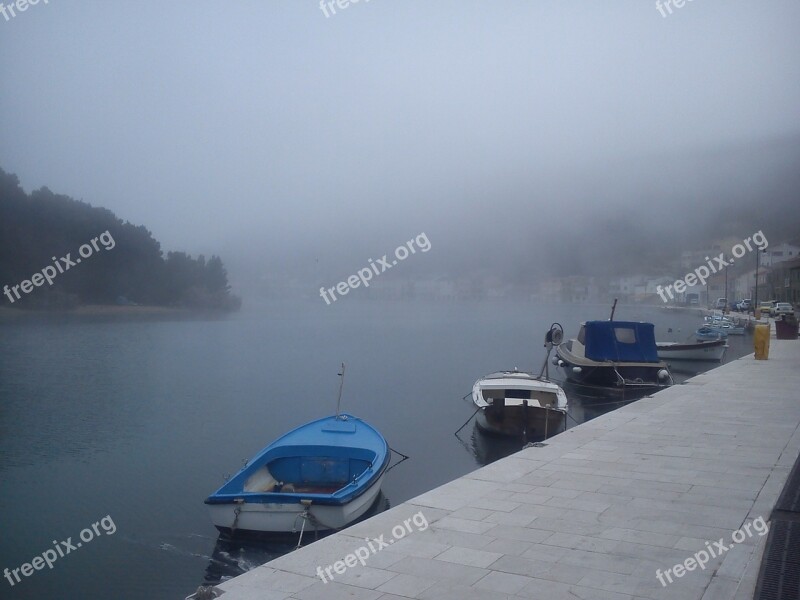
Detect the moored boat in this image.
<box><xmin>656</xmin><ymin>338</ymin><xmax>728</xmax><ymax>362</ymax></box>
<box><xmin>555</xmin><ymin>320</ymin><xmax>673</xmax><ymax>391</ymax></box>
<box><xmin>205</xmin><ymin>413</ymin><xmax>389</xmax><ymax>535</ymax></box>
<box><xmin>703</xmin><ymin>312</ymin><xmax>745</xmax><ymax>335</ymax></box>
<box><xmin>696</xmin><ymin>325</ymin><xmax>727</xmax><ymax>340</ymax></box>
<box><xmin>472</xmin><ymin>370</ymin><xmax>567</xmax><ymax>438</ymax></box>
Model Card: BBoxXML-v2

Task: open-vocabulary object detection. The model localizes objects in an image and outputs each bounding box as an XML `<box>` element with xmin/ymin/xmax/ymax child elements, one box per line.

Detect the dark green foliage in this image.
<box><xmin>0</xmin><ymin>167</ymin><xmax>240</xmax><ymax>311</ymax></box>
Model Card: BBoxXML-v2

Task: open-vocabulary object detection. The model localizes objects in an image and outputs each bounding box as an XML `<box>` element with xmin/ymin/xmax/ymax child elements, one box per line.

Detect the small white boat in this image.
<box><xmin>656</xmin><ymin>339</ymin><xmax>728</xmax><ymax>362</ymax></box>
<box><xmin>472</xmin><ymin>370</ymin><xmax>568</xmax><ymax>438</ymax></box>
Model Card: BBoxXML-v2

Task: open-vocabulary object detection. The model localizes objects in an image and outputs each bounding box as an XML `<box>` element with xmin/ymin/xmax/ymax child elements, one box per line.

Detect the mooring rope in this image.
<box><xmin>454</xmin><ymin>406</ymin><xmax>481</xmax><ymax>437</ymax></box>
<box><xmin>230</xmin><ymin>505</ymin><xmax>242</xmax><ymax>534</ymax></box>
<box><xmin>295</xmin><ymin>509</ymin><xmax>309</xmax><ymax>549</ymax></box>
<box><xmin>385</xmin><ymin>447</ymin><xmax>410</xmax><ymax>474</ymax></box>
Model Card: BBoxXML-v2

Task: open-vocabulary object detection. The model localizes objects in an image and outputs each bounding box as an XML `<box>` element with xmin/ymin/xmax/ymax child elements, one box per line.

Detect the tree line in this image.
<box><xmin>0</xmin><ymin>168</ymin><xmax>241</xmax><ymax>311</ymax></box>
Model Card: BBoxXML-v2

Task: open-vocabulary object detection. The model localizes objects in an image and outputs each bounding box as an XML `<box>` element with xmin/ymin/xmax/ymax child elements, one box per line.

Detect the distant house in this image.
<box><xmin>733</xmin><ymin>269</ymin><xmax>755</xmax><ymax>302</ymax></box>
<box><xmin>767</xmin><ymin>258</ymin><xmax>800</xmax><ymax>305</ymax></box>
<box><xmin>760</xmin><ymin>243</ymin><xmax>800</xmax><ymax>267</ymax></box>
<box><xmin>608</xmin><ymin>275</ymin><xmax>647</xmax><ymax>302</ymax></box>
<box><xmin>755</xmin><ymin>266</ymin><xmax>772</xmax><ymax>302</ymax></box>
<box><xmin>680</xmin><ymin>245</ymin><xmax>724</xmax><ymax>270</ymax></box>
<box><xmin>533</xmin><ymin>278</ymin><xmax>563</xmax><ymax>303</ymax></box>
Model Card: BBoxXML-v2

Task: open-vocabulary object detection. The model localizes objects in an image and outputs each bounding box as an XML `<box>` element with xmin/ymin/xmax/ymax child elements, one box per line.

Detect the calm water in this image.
<box><xmin>0</xmin><ymin>301</ymin><xmax>753</xmax><ymax>600</ymax></box>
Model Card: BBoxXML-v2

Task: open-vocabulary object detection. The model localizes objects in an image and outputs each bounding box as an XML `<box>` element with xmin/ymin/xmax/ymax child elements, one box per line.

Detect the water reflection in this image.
<box><xmin>469</xmin><ymin>422</ymin><xmax>559</xmax><ymax>465</ymax></box>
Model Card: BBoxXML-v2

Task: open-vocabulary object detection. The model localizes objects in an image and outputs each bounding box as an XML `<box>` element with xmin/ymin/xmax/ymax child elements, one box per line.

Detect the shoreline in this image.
<box><xmin>0</xmin><ymin>304</ymin><xmax>237</xmax><ymax>321</ymax></box>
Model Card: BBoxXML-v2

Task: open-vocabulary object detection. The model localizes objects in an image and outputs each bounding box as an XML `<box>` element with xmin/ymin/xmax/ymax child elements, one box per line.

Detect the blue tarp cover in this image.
<box><xmin>583</xmin><ymin>321</ymin><xmax>659</xmax><ymax>363</ymax></box>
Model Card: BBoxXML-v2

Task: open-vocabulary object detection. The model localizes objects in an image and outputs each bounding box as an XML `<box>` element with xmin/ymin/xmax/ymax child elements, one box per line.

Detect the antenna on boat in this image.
<box><xmin>335</xmin><ymin>362</ymin><xmax>346</xmax><ymax>419</ymax></box>
<box><xmin>609</xmin><ymin>298</ymin><xmax>618</xmax><ymax>321</ymax></box>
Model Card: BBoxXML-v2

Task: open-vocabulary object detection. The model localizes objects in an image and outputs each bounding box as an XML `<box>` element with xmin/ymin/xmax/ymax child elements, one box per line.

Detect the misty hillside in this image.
<box><xmin>539</xmin><ymin>135</ymin><xmax>800</xmax><ymax>279</ymax></box>
<box><xmin>450</xmin><ymin>134</ymin><xmax>800</xmax><ymax>284</ymax></box>
<box><xmin>0</xmin><ymin>168</ymin><xmax>240</xmax><ymax>310</ymax></box>
<box><xmin>226</xmin><ymin>134</ymin><xmax>800</xmax><ymax>298</ymax></box>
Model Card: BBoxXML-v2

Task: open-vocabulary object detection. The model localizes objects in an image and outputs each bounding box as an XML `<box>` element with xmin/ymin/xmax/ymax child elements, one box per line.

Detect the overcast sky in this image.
<box><xmin>2</xmin><ymin>1</ymin><xmax>799</xmax><ymax>287</ymax></box>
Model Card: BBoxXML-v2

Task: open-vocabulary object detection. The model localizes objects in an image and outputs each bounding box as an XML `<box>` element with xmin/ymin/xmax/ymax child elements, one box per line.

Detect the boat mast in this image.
<box><xmin>335</xmin><ymin>362</ymin><xmax>346</xmax><ymax>418</ymax></box>
<box><xmin>609</xmin><ymin>298</ymin><xmax>618</xmax><ymax>321</ymax></box>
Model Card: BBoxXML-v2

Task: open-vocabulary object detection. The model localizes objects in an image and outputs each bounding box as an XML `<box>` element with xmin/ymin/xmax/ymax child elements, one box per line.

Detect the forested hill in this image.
<box><xmin>0</xmin><ymin>168</ymin><xmax>241</xmax><ymax>311</ymax></box>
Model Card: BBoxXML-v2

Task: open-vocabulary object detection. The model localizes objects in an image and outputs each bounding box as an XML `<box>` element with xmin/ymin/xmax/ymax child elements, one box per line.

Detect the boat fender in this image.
<box><xmin>572</xmin><ymin>367</ymin><xmax>582</xmax><ymax>374</ymax></box>
<box><xmin>657</xmin><ymin>369</ymin><xmax>669</xmax><ymax>380</ymax></box>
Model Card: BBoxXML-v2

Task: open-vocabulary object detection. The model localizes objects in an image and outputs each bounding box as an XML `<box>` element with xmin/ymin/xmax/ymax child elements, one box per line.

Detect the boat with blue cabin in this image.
<box><xmin>205</xmin><ymin>411</ymin><xmax>389</xmax><ymax>536</ymax></box>
<box><xmin>555</xmin><ymin>320</ymin><xmax>673</xmax><ymax>391</ymax></box>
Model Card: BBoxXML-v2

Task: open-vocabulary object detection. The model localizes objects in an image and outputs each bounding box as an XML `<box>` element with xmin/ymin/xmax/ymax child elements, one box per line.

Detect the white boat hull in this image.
<box><xmin>475</xmin><ymin>404</ymin><xmax>566</xmax><ymax>438</ymax></box>
<box><xmin>207</xmin><ymin>474</ymin><xmax>385</xmax><ymax>534</ymax></box>
<box><xmin>657</xmin><ymin>342</ymin><xmax>727</xmax><ymax>362</ymax></box>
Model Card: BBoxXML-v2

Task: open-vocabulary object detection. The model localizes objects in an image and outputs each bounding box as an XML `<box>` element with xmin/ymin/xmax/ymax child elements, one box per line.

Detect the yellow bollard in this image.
<box><xmin>754</xmin><ymin>322</ymin><xmax>770</xmax><ymax>360</ymax></box>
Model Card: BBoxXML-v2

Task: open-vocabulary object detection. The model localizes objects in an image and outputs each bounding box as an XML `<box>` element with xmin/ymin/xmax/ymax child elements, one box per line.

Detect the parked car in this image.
<box><xmin>774</xmin><ymin>302</ymin><xmax>795</xmax><ymax>316</ymax></box>
<box><xmin>736</xmin><ymin>299</ymin><xmax>752</xmax><ymax>312</ymax></box>
<box><xmin>714</xmin><ymin>297</ymin><xmax>727</xmax><ymax>310</ymax></box>
<box><xmin>758</xmin><ymin>301</ymin><xmax>776</xmax><ymax>316</ymax></box>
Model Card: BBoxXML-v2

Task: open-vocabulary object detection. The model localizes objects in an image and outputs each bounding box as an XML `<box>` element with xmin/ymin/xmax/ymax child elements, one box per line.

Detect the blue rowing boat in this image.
<box><xmin>205</xmin><ymin>413</ymin><xmax>389</xmax><ymax>535</ymax></box>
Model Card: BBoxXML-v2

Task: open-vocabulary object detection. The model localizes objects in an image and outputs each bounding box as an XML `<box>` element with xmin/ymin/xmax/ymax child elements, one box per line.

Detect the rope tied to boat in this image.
<box><xmin>386</xmin><ymin>447</ymin><xmax>410</xmax><ymax>474</ymax></box>
<box><xmin>292</xmin><ymin>501</ymin><xmax>344</xmax><ymax>549</ymax></box>
<box><xmin>294</xmin><ymin>506</ymin><xmax>310</xmax><ymax>549</ymax></box>
<box><xmin>454</xmin><ymin>406</ymin><xmax>481</xmax><ymax>437</ymax></box>
<box><xmin>230</xmin><ymin>502</ymin><xmax>242</xmax><ymax>534</ymax></box>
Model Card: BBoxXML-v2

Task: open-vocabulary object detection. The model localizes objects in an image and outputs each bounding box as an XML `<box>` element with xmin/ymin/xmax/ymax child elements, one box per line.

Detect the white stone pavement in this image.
<box><xmin>211</xmin><ymin>338</ymin><xmax>800</xmax><ymax>600</ymax></box>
